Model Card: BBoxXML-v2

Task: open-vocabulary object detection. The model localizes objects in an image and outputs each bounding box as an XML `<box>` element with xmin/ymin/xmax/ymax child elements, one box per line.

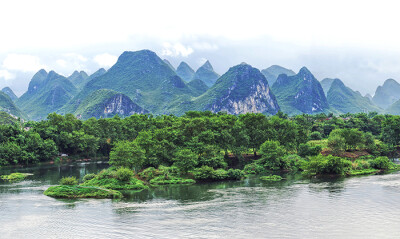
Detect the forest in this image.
<box><xmin>1</xmin><ymin>111</ymin><xmax>400</xmax><ymax>180</ymax></box>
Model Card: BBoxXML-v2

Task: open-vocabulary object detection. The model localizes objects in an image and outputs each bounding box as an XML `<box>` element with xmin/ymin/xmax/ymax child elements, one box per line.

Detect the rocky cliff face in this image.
<box><xmin>103</xmin><ymin>93</ymin><xmax>148</xmax><ymax>116</ymax></box>
<box><xmin>194</xmin><ymin>63</ymin><xmax>280</xmax><ymax>115</ymax></box>
<box><xmin>272</xmin><ymin>67</ymin><xmax>328</xmax><ymax>114</ymax></box>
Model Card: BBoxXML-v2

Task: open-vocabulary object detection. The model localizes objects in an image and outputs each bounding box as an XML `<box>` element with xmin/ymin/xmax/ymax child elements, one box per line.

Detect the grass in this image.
<box><xmin>149</xmin><ymin>176</ymin><xmax>196</xmax><ymax>186</ymax></box>
<box><xmin>82</xmin><ymin>177</ymin><xmax>148</xmax><ymax>190</ymax></box>
<box><xmin>44</xmin><ymin>185</ymin><xmax>122</xmax><ymax>199</ymax></box>
<box><xmin>347</xmin><ymin>169</ymin><xmax>380</xmax><ymax>176</ymax></box>
<box><xmin>260</xmin><ymin>175</ymin><xmax>283</xmax><ymax>181</ymax></box>
<box><xmin>1</xmin><ymin>173</ymin><xmax>32</xmax><ymax>181</ymax></box>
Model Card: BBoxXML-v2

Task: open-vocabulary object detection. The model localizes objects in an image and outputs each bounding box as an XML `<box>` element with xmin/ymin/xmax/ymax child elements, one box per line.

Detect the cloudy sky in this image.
<box><xmin>1</xmin><ymin>0</ymin><xmax>400</xmax><ymax>96</ymax></box>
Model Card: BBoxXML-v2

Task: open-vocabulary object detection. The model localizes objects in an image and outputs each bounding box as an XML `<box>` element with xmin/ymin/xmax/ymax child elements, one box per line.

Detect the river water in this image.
<box><xmin>1</xmin><ymin>161</ymin><xmax>400</xmax><ymax>239</ymax></box>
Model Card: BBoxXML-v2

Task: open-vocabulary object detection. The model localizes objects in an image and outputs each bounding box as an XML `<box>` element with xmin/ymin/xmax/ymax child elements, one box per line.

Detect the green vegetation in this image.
<box><xmin>0</xmin><ymin>111</ymin><xmax>19</xmax><ymax>125</ymax></box>
<box><xmin>44</xmin><ymin>185</ymin><xmax>122</xmax><ymax>199</ymax></box>
<box><xmin>149</xmin><ymin>176</ymin><xmax>196</xmax><ymax>185</ymax></box>
<box><xmin>192</xmin><ymin>60</ymin><xmax>220</xmax><ymax>87</ymax></box>
<box><xmin>82</xmin><ymin>168</ymin><xmax>148</xmax><ymax>190</ymax></box>
<box><xmin>1</xmin><ymin>172</ymin><xmax>32</xmax><ymax>181</ymax></box>
<box><xmin>0</xmin><ymin>91</ymin><xmax>26</xmax><ymax>119</ymax></box>
<box><xmin>260</xmin><ymin>175</ymin><xmax>283</xmax><ymax>181</ymax></box>
<box><xmin>60</xmin><ymin>176</ymin><xmax>78</xmax><ymax>185</ymax></box>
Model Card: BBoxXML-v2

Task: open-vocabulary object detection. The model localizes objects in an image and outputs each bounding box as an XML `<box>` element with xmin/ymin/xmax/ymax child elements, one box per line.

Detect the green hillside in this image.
<box><xmin>1</xmin><ymin>87</ymin><xmax>18</xmax><ymax>101</ymax></box>
<box><xmin>176</xmin><ymin>61</ymin><xmax>195</xmax><ymax>82</ymax></box>
<box><xmin>193</xmin><ymin>60</ymin><xmax>220</xmax><ymax>87</ymax></box>
<box><xmin>261</xmin><ymin>65</ymin><xmax>295</xmax><ymax>86</ymax></box>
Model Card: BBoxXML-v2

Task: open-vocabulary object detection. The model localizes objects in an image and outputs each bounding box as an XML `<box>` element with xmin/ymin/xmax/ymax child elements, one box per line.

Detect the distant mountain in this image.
<box><xmin>193</xmin><ymin>60</ymin><xmax>220</xmax><ymax>87</ymax></box>
<box><xmin>271</xmin><ymin>67</ymin><xmax>328</xmax><ymax>114</ymax></box>
<box><xmin>0</xmin><ymin>92</ymin><xmax>26</xmax><ymax>119</ymax></box>
<box><xmin>261</xmin><ymin>65</ymin><xmax>295</xmax><ymax>86</ymax></box>
<box><xmin>187</xmin><ymin>78</ymin><xmax>208</xmax><ymax>96</ymax></box>
<box><xmin>327</xmin><ymin>79</ymin><xmax>381</xmax><ymax>114</ymax></box>
<box><xmin>172</xmin><ymin>63</ymin><xmax>279</xmax><ymax>115</ymax></box>
<box><xmin>176</xmin><ymin>62</ymin><xmax>195</xmax><ymax>82</ymax></box>
<box><xmin>1</xmin><ymin>87</ymin><xmax>18</xmax><ymax>101</ymax></box>
<box><xmin>163</xmin><ymin>59</ymin><xmax>175</xmax><ymax>71</ymax></box>
<box><xmin>386</xmin><ymin>99</ymin><xmax>400</xmax><ymax>115</ymax></box>
<box><xmin>365</xmin><ymin>93</ymin><xmax>373</xmax><ymax>101</ymax></box>
<box><xmin>73</xmin><ymin>89</ymin><xmax>148</xmax><ymax>119</ymax></box>
<box><xmin>372</xmin><ymin>79</ymin><xmax>400</xmax><ymax>109</ymax></box>
<box><xmin>62</xmin><ymin>50</ymin><xmax>193</xmax><ymax>115</ymax></box>
<box><xmin>320</xmin><ymin>78</ymin><xmax>335</xmax><ymax>96</ymax></box>
<box><xmin>17</xmin><ymin>70</ymin><xmax>78</xmax><ymax>120</ymax></box>
<box><xmin>68</xmin><ymin>71</ymin><xmax>89</xmax><ymax>89</ymax></box>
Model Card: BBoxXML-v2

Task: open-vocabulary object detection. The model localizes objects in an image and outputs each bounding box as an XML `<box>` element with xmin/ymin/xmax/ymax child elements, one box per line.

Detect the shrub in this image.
<box><xmin>260</xmin><ymin>175</ymin><xmax>283</xmax><ymax>181</ymax></box>
<box><xmin>284</xmin><ymin>154</ymin><xmax>306</xmax><ymax>171</ymax></box>
<box><xmin>298</xmin><ymin>143</ymin><xmax>322</xmax><ymax>157</ymax></box>
<box><xmin>259</xmin><ymin>140</ymin><xmax>287</xmax><ymax>170</ymax></box>
<box><xmin>327</xmin><ymin>134</ymin><xmax>346</xmax><ymax>154</ymax></box>
<box><xmin>149</xmin><ymin>176</ymin><xmax>196</xmax><ymax>185</ymax></box>
<box><xmin>309</xmin><ymin>131</ymin><xmax>322</xmax><ymax>140</ymax></box>
<box><xmin>369</xmin><ymin>156</ymin><xmax>392</xmax><ymax>170</ymax></box>
<box><xmin>138</xmin><ymin>167</ymin><xmax>158</xmax><ymax>181</ymax></box>
<box><xmin>351</xmin><ymin>160</ymin><xmax>370</xmax><ymax>170</ymax></box>
<box><xmin>172</xmin><ymin>149</ymin><xmax>198</xmax><ymax>173</ymax></box>
<box><xmin>213</xmin><ymin>169</ymin><xmax>228</xmax><ymax>180</ymax></box>
<box><xmin>227</xmin><ymin>169</ymin><xmax>245</xmax><ymax>180</ymax></box>
<box><xmin>192</xmin><ymin>166</ymin><xmax>215</xmax><ymax>180</ymax></box>
<box><xmin>303</xmin><ymin>155</ymin><xmax>352</xmax><ymax>176</ymax></box>
<box><xmin>243</xmin><ymin>162</ymin><xmax>264</xmax><ymax>174</ymax></box>
<box><xmin>116</xmin><ymin>167</ymin><xmax>134</xmax><ymax>181</ymax></box>
<box><xmin>83</xmin><ymin>173</ymin><xmax>96</xmax><ymax>182</ymax></box>
<box><xmin>60</xmin><ymin>176</ymin><xmax>78</xmax><ymax>185</ymax></box>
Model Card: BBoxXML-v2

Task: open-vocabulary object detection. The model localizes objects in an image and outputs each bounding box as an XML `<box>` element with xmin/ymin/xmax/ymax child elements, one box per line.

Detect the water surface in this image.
<box><xmin>1</xmin><ymin>162</ymin><xmax>400</xmax><ymax>238</ymax></box>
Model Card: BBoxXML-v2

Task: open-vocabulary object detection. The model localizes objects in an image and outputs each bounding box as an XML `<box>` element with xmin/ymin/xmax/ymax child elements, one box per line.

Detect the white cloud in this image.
<box><xmin>0</xmin><ymin>70</ymin><xmax>15</xmax><ymax>81</ymax></box>
<box><xmin>93</xmin><ymin>53</ymin><xmax>118</xmax><ymax>67</ymax></box>
<box><xmin>192</xmin><ymin>42</ymin><xmax>218</xmax><ymax>51</ymax></box>
<box><xmin>56</xmin><ymin>59</ymin><xmax>67</xmax><ymax>68</ymax></box>
<box><xmin>162</xmin><ymin>43</ymin><xmax>194</xmax><ymax>57</ymax></box>
<box><xmin>64</xmin><ymin>53</ymin><xmax>87</xmax><ymax>62</ymax></box>
<box><xmin>2</xmin><ymin>54</ymin><xmax>46</xmax><ymax>72</ymax></box>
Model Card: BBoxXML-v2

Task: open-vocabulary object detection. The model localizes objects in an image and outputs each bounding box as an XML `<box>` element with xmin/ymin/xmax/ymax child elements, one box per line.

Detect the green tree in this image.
<box><xmin>173</xmin><ymin>149</ymin><xmax>198</xmax><ymax>173</ymax></box>
<box><xmin>259</xmin><ymin>140</ymin><xmax>287</xmax><ymax>170</ymax></box>
<box><xmin>109</xmin><ymin>141</ymin><xmax>145</xmax><ymax>170</ymax></box>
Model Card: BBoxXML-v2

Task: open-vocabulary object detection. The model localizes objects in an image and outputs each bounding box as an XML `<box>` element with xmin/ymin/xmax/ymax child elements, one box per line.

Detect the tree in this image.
<box><xmin>109</xmin><ymin>141</ymin><xmax>145</xmax><ymax>170</ymax></box>
<box><xmin>327</xmin><ymin>133</ymin><xmax>346</xmax><ymax>155</ymax></box>
<box><xmin>259</xmin><ymin>140</ymin><xmax>287</xmax><ymax>170</ymax></box>
<box><xmin>173</xmin><ymin>149</ymin><xmax>198</xmax><ymax>173</ymax></box>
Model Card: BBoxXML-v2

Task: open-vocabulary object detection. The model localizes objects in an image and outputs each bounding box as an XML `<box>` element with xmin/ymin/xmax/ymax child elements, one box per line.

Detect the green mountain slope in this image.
<box><xmin>372</xmin><ymin>79</ymin><xmax>400</xmax><ymax>109</ymax></box>
<box><xmin>163</xmin><ymin>59</ymin><xmax>175</xmax><ymax>71</ymax></box>
<box><xmin>327</xmin><ymin>79</ymin><xmax>382</xmax><ymax>114</ymax></box>
<box><xmin>261</xmin><ymin>65</ymin><xmax>295</xmax><ymax>86</ymax></box>
<box><xmin>0</xmin><ymin>92</ymin><xmax>26</xmax><ymax>119</ymax></box>
<box><xmin>62</xmin><ymin>50</ymin><xmax>193</xmax><ymax>115</ymax></box>
<box><xmin>187</xmin><ymin>78</ymin><xmax>209</xmax><ymax>96</ymax></box>
<box><xmin>68</xmin><ymin>71</ymin><xmax>89</xmax><ymax>89</ymax></box>
<box><xmin>16</xmin><ymin>70</ymin><xmax>78</xmax><ymax>120</ymax></box>
<box><xmin>1</xmin><ymin>87</ymin><xmax>18</xmax><ymax>101</ymax></box>
<box><xmin>193</xmin><ymin>60</ymin><xmax>220</xmax><ymax>87</ymax></box>
<box><xmin>320</xmin><ymin>78</ymin><xmax>335</xmax><ymax>96</ymax></box>
<box><xmin>176</xmin><ymin>61</ymin><xmax>195</xmax><ymax>82</ymax></box>
<box><xmin>386</xmin><ymin>99</ymin><xmax>400</xmax><ymax>115</ymax></box>
<box><xmin>73</xmin><ymin>89</ymin><xmax>148</xmax><ymax>119</ymax></box>
<box><xmin>271</xmin><ymin>67</ymin><xmax>328</xmax><ymax>115</ymax></box>
<box><xmin>171</xmin><ymin>63</ymin><xmax>280</xmax><ymax>115</ymax></box>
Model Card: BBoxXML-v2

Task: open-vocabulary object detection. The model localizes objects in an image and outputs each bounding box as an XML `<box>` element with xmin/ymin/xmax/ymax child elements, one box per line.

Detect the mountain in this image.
<box><xmin>261</xmin><ymin>65</ymin><xmax>295</xmax><ymax>86</ymax></box>
<box><xmin>187</xmin><ymin>78</ymin><xmax>209</xmax><ymax>96</ymax></box>
<box><xmin>386</xmin><ymin>99</ymin><xmax>400</xmax><ymax>115</ymax></box>
<box><xmin>326</xmin><ymin>79</ymin><xmax>381</xmax><ymax>114</ymax></box>
<box><xmin>320</xmin><ymin>78</ymin><xmax>335</xmax><ymax>96</ymax></box>
<box><xmin>67</xmin><ymin>71</ymin><xmax>89</xmax><ymax>89</ymax></box>
<box><xmin>271</xmin><ymin>67</ymin><xmax>328</xmax><ymax>115</ymax></box>
<box><xmin>0</xmin><ymin>111</ymin><xmax>19</xmax><ymax>124</ymax></box>
<box><xmin>176</xmin><ymin>61</ymin><xmax>195</xmax><ymax>82</ymax></box>
<box><xmin>193</xmin><ymin>60</ymin><xmax>220</xmax><ymax>87</ymax></box>
<box><xmin>1</xmin><ymin>87</ymin><xmax>18</xmax><ymax>101</ymax></box>
<box><xmin>163</xmin><ymin>59</ymin><xmax>175</xmax><ymax>71</ymax></box>
<box><xmin>16</xmin><ymin>70</ymin><xmax>78</xmax><ymax>120</ymax></box>
<box><xmin>62</xmin><ymin>50</ymin><xmax>193</xmax><ymax>115</ymax></box>
<box><xmin>365</xmin><ymin>93</ymin><xmax>373</xmax><ymax>101</ymax></box>
<box><xmin>0</xmin><ymin>92</ymin><xmax>26</xmax><ymax>119</ymax></box>
<box><xmin>73</xmin><ymin>89</ymin><xmax>148</xmax><ymax>119</ymax></box>
<box><xmin>372</xmin><ymin>79</ymin><xmax>400</xmax><ymax>109</ymax></box>
<box><xmin>172</xmin><ymin>63</ymin><xmax>280</xmax><ymax>115</ymax></box>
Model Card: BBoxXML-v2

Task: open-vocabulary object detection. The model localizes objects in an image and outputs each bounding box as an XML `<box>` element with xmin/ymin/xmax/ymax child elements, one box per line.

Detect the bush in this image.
<box><xmin>227</xmin><ymin>169</ymin><xmax>245</xmax><ymax>180</ymax></box>
<box><xmin>192</xmin><ymin>166</ymin><xmax>216</xmax><ymax>180</ymax></box>
<box><xmin>284</xmin><ymin>154</ymin><xmax>306</xmax><ymax>171</ymax></box>
<box><xmin>116</xmin><ymin>167</ymin><xmax>134</xmax><ymax>181</ymax></box>
<box><xmin>259</xmin><ymin>140</ymin><xmax>287</xmax><ymax>170</ymax></box>
<box><xmin>149</xmin><ymin>176</ymin><xmax>196</xmax><ymax>185</ymax></box>
<box><xmin>260</xmin><ymin>175</ymin><xmax>283</xmax><ymax>181</ymax></box>
<box><xmin>303</xmin><ymin>155</ymin><xmax>352</xmax><ymax>176</ymax></box>
<box><xmin>369</xmin><ymin>156</ymin><xmax>392</xmax><ymax>170</ymax></box>
<box><xmin>138</xmin><ymin>167</ymin><xmax>158</xmax><ymax>181</ymax></box>
<box><xmin>309</xmin><ymin>131</ymin><xmax>322</xmax><ymax>140</ymax></box>
<box><xmin>83</xmin><ymin>173</ymin><xmax>96</xmax><ymax>182</ymax></box>
<box><xmin>243</xmin><ymin>162</ymin><xmax>264</xmax><ymax>174</ymax></box>
<box><xmin>60</xmin><ymin>176</ymin><xmax>78</xmax><ymax>185</ymax></box>
<box><xmin>44</xmin><ymin>185</ymin><xmax>122</xmax><ymax>199</ymax></box>
<box><xmin>298</xmin><ymin>143</ymin><xmax>322</xmax><ymax>157</ymax></box>
<box><xmin>351</xmin><ymin>160</ymin><xmax>370</xmax><ymax>170</ymax></box>
<box><xmin>327</xmin><ymin>134</ymin><xmax>346</xmax><ymax>154</ymax></box>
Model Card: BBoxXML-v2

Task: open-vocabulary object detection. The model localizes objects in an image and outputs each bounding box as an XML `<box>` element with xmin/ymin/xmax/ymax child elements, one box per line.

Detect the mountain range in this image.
<box><xmin>2</xmin><ymin>49</ymin><xmax>400</xmax><ymax>121</ymax></box>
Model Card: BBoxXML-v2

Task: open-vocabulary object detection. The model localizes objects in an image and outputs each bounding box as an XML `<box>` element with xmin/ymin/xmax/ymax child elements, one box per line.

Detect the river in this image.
<box><xmin>1</xmin><ymin>161</ymin><xmax>400</xmax><ymax>238</ymax></box>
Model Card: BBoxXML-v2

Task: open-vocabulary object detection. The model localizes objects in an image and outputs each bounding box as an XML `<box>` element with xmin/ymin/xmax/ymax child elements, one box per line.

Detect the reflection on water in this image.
<box><xmin>1</xmin><ymin>162</ymin><xmax>400</xmax><ymax>238</ymax></box>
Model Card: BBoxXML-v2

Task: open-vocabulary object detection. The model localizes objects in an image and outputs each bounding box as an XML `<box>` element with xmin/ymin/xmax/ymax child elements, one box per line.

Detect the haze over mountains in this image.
<box><xmin>2</xmin><ymin>49</ymin><xmax>400</xmax><ymax>121</ymax></box>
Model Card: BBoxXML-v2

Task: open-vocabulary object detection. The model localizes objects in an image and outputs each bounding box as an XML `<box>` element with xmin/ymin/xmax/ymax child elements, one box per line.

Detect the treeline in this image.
<box><xmin>1</xmin><ymin>111</ymin><xmax>400</xmax><ymax>170</ymax></box>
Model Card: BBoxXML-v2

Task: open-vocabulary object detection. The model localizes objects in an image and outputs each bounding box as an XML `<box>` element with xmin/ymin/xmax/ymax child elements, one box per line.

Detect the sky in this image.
<box><xmin>1</xmin><ymin>0</ymin><xmax>400</xmax><ymax>96</ymax></box>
